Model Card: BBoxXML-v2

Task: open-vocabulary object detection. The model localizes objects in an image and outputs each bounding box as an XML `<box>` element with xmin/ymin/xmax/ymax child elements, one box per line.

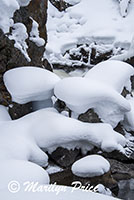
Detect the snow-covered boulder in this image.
<box><xmin>0</xmin><ymin>108</ymin><xmax>128</xmax><ymax>160</ymax></box>
<box><xmin>54</xmin><ymin>76</ymin><xmax>130</xmax><ymax>127</ymax></box>
<box><xmin>84</xmin><ymin>60</ymin><xmax>134</xmax><ymax>93</ymax></box>
<box><xmin>4</xmin><ymin>67</ymin><xmax>60</xmax><ymax>104</ymax></box>
<box><xmin>71</xmin><ymin>155</ymin><xmax>110</xmax><ymax>178</ymax></box>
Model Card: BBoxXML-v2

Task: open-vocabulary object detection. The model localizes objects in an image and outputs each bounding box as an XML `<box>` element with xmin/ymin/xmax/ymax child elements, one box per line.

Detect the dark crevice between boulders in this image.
<box><xmin>48</xmin><ymin>147</ymin><xmax>82</xmax><ymax>168</ymax></box>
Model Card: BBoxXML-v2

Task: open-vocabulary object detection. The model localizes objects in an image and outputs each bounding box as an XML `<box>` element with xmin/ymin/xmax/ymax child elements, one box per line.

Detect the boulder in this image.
<box><xmin>49</xmin><ymin>147</ymin><xmax>81</xmax><ymax>168</ymax></box>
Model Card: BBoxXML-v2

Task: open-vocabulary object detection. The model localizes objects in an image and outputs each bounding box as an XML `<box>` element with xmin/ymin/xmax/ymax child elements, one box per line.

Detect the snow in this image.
<box><xmin>9</xmin><ymin>23</ymin><xmax>31</xmax><ymax>62</ymax></box>
<box><xmin>71</xmin><ymin>155</ymin><xmax>110</xmax><ymax>178</ymax></box>
<box><xmin>123</xmin><ymin>95</ymin><xmax>134</xmax><ymax>131</ymax></box>
<box><xmin>0</xmin><ymin>105</ymin><xmax>11</xmax><ymax>121</ymax></box>
<box><xmin>0</xmin><ymin>108</ymin><xmax>128</xmax><ymax>166</ymax></box>
<box><xmin>119</xmin><ymin>0</ymin><xmax>131</xmax><ymax>17</ymax></box>
<box><xmin>29</xmin><ymin>18</ymin><xmax>45</xmax><ymax>47</ymax></box>
<box><xmin>0</xmin><ymin>160</ymin><xmax>50</xmax><ymax>190</ymax></box>
<box><xmin>3</xmin><ymin>67</ymin><xmax>60</xmax><ymax>104</ymax></box>
<box><xmin>65</xmin><ymin>0</ymin><xmax>81</xmax><ymax>5</ymax></box>
<box><xmin>54</xmin><ymin>76</ymin><xmax>130</xmax><ymax>127</ymax></box>
<box><xmin>84</xmin><ymin>60</ymin><xmax>134</xmax><ymax>93</ymax></box>
<box><xmin>0</xmin><ymin>185</ymin><xmax>119</xmax><ymax>200</ymax></box>
<box><xmin>46</xmin><ymin>0</ymin><xmax>134</xmax><ymax>65</ymax></box>
<box><xmin>46</xmin><ymin>164</ymin><xmax>63</xmax><ymax>174</ymax></box>
<box><xmin>0</xmin><ymin>0</ymin><xmax>31</xmax><ymax>33</ymax></box>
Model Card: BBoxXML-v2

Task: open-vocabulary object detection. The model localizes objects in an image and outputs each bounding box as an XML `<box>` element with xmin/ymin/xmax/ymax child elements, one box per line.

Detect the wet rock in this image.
<box><xmin>49</xmin><ymin>147</ymin><xmax>81</xmax><ymax>168</ymax></box>
<box><xmin>107</xmin><ymin>159</ymin><xmax>134</xmax><ymax>181</ymax></box>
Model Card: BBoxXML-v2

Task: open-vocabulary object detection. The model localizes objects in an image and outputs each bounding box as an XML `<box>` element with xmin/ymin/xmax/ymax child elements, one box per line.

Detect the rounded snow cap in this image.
<box><xmin>71</xmin><ymin>155</ymin><xmax>110</xmax><ymax>178</ymax></box>
<box><xmin>4</xmin><ymin>67</ymin><xmax>60</xmax><ymax>104</ymax></box>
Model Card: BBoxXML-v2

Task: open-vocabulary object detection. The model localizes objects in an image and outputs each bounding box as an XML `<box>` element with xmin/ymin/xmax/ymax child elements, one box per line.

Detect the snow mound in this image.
<box><xmin>0</xmin><ymin>108</ymin><xmax>128</xmax><ymax>167</ymax></box>
<box><xmin>71</xmin><ymin>155</ymin><xmax>110</xmax><ymax>177</ymax></box>
<box><xmin>84</xmin><ymin>60</ymin><xmax>134</xmax><ymax>93</ymax></box>
<box><xmin>0</xmin><ymin>160</ymin><xmax>49</xmax><ymax>190</ymax></box>
<box><xmin>4</xmin><ymin>67</ymin><xmax>60</xmax><ymax>104</ymax></box>
<box><xmin>54</xmin><ymin>76</ymin><xmax>130</xmax><ymax>127</ymax></box>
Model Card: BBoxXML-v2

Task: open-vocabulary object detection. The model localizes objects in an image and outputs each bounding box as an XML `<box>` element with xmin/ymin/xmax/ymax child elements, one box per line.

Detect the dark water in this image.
<box><xmin>117</xmin><ymin>179</ymin><xmax>134</xmax><ymax>200</ymax></box>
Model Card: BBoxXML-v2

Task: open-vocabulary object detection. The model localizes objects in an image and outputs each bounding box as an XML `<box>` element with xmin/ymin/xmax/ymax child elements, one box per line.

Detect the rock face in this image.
<box><xmin>49</xmin><ymin>147</ymin><xmax>81</xmax><ymax>168</ymax></box>
<box><xmin>0</xmin><ymin>0</ymin><xmax>52</xmax><ymax>119</ymax></box>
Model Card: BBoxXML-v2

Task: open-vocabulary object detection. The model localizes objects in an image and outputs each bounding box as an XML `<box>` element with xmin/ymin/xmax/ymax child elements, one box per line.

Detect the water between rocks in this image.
<box><xmin>118</xmin><ymin>179</ymin><xmax>134</xmax><ymax>200</ymax></box>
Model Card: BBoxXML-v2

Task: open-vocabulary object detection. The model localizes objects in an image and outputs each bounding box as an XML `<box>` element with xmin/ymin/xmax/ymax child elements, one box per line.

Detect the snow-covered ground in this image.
<box><xmin>45</xmin><ymin>0</ymin><xmax>134</xmax><ymax>66</ymax></box>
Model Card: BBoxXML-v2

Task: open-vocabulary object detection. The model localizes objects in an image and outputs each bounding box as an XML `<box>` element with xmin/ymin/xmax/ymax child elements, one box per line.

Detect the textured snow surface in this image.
<box><xmin>4</xmin><ymin>67</ymin><xmax>60</xmax><ymax>104</ymax></box>
<box><xmin>46</xmin><ymin>0</ymin><xmax>134</xmax><ymax>64</ymax></box>
<box><xmin>72</xmin><ymin>155</ymin><xmax>110</xmax><ymax>178</ymax></box>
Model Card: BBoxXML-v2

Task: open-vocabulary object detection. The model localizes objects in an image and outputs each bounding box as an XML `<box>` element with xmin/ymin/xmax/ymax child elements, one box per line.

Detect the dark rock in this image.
<box><xmin>49</xmin><ymin>147</ymin><xmax>81</xmax><ymax>168</ymax></box>
<box><xmin>13</xmin><ymin>0</ymin><xmax>52</xmax><ymax>70</ymax></box>
<box><xmin>107</xmin><ymin>158</ymin><xmax>134</xmax><ymax>181</ymax></box>
<box><xmin>121</xmin><ymin>87</ymin><xmax>131</xmax><ymax>98</ymax></box>
<box><xmin>50</xmin><ymin>168</ymin><xmax>118</xmax><ymax>196</ymax></box>
<box><xmin>126</xmin><ymin>57</ymin><xmax>134</xmax><ymax>67</ymax></box>
<box><xmin>90</xmin><ymin>47</ymin><xmax>113</xmax><ymax>65</ymax></box>
<box><xmin>78</xmin><ymin>108</ymin><xmax>102</xmax><ymax>123</ymax></box>
<box><xmin>9</xmin><ymin>102</ymin><xmax>33</xmax><ymax>120</ymax></box>
<box><xmin>49</xmin><ymin>0</ymin><xmax>71</xmax><ymax>11</ymax></box>
<box><xmin>114</xmin><ymin>123</ymin><xmax>125</xmax><ymax>135</ymax></box>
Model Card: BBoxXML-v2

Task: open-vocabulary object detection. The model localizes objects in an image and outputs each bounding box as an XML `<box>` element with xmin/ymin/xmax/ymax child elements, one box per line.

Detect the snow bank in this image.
<box><xmin>72</xmin><ymin>155</ymin><xmax>110</xmax><ymax>177</ymax></box>
<box><xmin>4</xmin><ymin>67</ymin><xmax>60</xmax><ymax>104</ymax></box>
<box><xmin>1</xmin><ymin>185</ymin><xmax>119</xmax><ymax>200</ymax></box>
<box><xmin>46</xmin><ymin>0</ymin><xmax>134</xmax><ymax>65</ymax></box>
<box><xmin>0</xmin><ymin>109</ymin><xmax>127</xmax><ymax>165</ymax></box>
<box><xmin>85</xmin><ymin>60</ymin><xmax>134</xmax><ymax>93</ymax></box>
<box><xmin>54</xmin><ymin>76</ymin><xmax>130</xmax><ymax>127</ymax></box>
<box><xmin>0</xmin><ymin>160</ymin><xmax>49</xmax><ymax>190</ymax></box>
